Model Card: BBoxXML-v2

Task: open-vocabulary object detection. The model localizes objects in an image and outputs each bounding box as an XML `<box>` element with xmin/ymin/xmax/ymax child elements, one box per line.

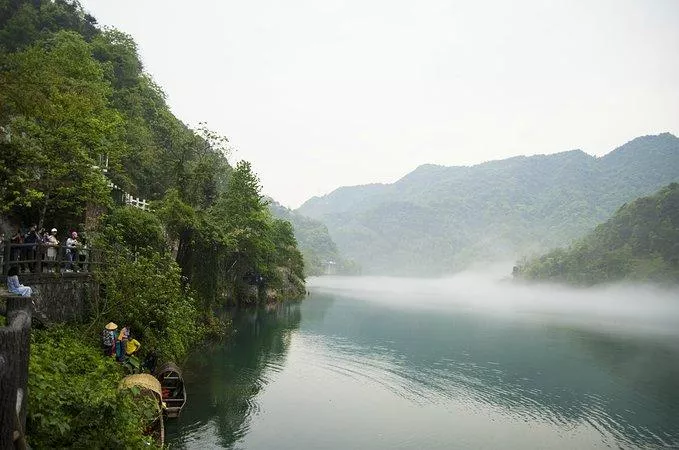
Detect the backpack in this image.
<box><xmin>102</xmin><ymin>329</ymin><xmax>114</xmax><ymax>347</ymax></box>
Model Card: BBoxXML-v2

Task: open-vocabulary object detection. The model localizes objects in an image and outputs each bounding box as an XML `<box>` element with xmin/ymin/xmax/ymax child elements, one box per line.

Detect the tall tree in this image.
<box><xmin>0</xmin><ymin>30</ymin><xmax>123</xmax><ymax>226</ymax></box>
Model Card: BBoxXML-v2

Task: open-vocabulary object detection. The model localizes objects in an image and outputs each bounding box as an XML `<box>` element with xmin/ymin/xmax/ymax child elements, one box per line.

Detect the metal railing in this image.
<box><xmin>0</xmin><ymin>240</ymin><xmax>98</xmax><ymax>276</ymax></box>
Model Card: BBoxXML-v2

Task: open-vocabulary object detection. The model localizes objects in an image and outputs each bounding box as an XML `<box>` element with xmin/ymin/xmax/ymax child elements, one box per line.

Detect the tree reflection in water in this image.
<box><xmin>167</xmin><ymin>301</ymin><xmax>304</xmax><ymax>448</ymax></box>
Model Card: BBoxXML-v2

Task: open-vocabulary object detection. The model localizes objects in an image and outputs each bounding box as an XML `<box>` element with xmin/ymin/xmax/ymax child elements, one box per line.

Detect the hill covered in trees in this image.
<box><xmin>0</xmin><ymin>0</ymin><xmax>304</xmax><ymax>303</ymax></box>
<box><xmin>515</xmin><ymin>183</ymin><xmax>679</xmax><ymax>285</ymax></box>
<box><xmin>297</xmin><ymin>133</ymin><xmax>679</xmax><ymax>275</ymax></box>
<box><xmin>0</xmin><ymin>0</ymin><xmax>305</xmax><ymax>446</ymax></box>
<box><xmin>268</xmin><ymin>201</ymin><xmax>359</xmax><ymax>275</ymax></box>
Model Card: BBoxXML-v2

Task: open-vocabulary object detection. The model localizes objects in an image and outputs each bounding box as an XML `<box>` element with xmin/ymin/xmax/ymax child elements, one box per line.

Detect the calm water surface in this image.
<box><xmin>167</xmin><ymin>276</ymin><xmax>679</xmax><ymax>449</ymax></box>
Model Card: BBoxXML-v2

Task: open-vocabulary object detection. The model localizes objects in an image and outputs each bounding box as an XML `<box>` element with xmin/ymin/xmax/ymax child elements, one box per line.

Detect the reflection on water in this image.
<box><xmin>167</xmin><ymin>302</ymin><xmax>304</xmax><ymax>448</ymax></box>
<box><xmin>168</xmin><ymin>277</ymin><xmax>679</xmax><ymax>449</ymax></box>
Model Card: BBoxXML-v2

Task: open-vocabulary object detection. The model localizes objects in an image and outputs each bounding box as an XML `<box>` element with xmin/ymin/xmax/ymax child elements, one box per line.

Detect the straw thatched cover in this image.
<box><xmin>120</xmin><ymin>374</ymin><xmax>162</xmax><ymax>397</ymax></box>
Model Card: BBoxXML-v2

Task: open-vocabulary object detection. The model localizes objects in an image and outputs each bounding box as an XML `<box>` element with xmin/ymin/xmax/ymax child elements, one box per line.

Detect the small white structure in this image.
<box><xmin>107</xmin><ymin>181</ymin><xmax>150</xmax><ymax>211</ymax></box>
<box><xmin>325</xmin><ymin>260</ymin><xmax>337</xmax><ymax>275</ymax></box>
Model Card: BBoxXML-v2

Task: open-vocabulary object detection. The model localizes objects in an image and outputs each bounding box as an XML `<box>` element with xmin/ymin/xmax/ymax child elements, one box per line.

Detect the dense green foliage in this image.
<box><xmin>0</xmin><ymin>0</ymin><xmax>304</xmax><ymax>305</ymax></box>
<box><xmin>93</xmin><ymin>235</ymin><xmax>204</xmax><ymax>361</ymax></box>
<box><xmin>0</xmin><ymin>29</ymin><xmax>122</xmax><ymax>226</ymax></box>
<box><xmin>516</xmin><ymin>183</ymin><xmax>679</xmax><ymax>285</ymax></box>
<box><xmin>175</xmin><ymin>161</ymin><xmax>306</xmax><ymax>306</ymax></box>
<box><xmin>91</xmin><ymin>206</ymin><xmax>214</xmax><ymax>362</ymax></box>
<box><xmin>28</xmin><ymin>326</ymin><xmax>158</xmax><ymax>448</ymax></box>
<box><xmin>0</xmin><ymin>0</ymin><xmax>306</xmax><ymax>446</ymax></box>
<box><xmin>298</xmin><ymin>133</ymin><xmax>679</xmax><ymax>275</ymax></box>
<box><xmin>269</xmin><ymin>200</ymin><xmax>359</xmax><ymax>275</ymax></box>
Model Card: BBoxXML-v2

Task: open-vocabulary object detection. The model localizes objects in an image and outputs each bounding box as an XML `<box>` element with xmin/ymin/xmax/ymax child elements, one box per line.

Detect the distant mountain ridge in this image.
<box><xmin>297</xmin><ymin>133</ymin><xmax>679</xmax><ymax>275</ymax></box>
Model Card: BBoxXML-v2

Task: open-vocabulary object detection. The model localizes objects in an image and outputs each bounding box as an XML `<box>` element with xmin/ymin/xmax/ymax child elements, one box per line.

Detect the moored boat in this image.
<box><xmin>154</xmin><ymin>362</ymin><xmax>187</xmax><ymax>418</ymax></box>
<box><xmin>119</xmin><ymin>374</ymin><xmax>165</xmax><ymax>446</ymax></box>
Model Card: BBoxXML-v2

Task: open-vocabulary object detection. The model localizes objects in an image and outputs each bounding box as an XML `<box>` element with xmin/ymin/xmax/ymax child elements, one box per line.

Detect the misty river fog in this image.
<box><xmin>168</xmin><ymin>273</ymin><xmax>679</xmax><ymax>449</ymax></box>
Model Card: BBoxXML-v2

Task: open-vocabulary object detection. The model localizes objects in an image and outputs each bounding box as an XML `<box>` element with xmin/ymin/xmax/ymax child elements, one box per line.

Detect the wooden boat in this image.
<box><xmin>154</xmin><ymin>362</ymin><xmax>187</xmax><ymax>418</ymax></box>
<box><xmin>119</xmin><ymin>374</ymin><xmax>165</xmax><ymax>446</ymax></box>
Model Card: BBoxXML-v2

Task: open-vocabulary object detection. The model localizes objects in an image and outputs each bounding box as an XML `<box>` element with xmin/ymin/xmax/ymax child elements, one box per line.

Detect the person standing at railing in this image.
<box><xmin>37</xmin><ymin>227</ymin><xmax>47</xmax><ymax>271</ymax></box>
<box><xmin>65</xmin><ymin>231</ymin><xmax>79</xmax><ymax>272</ymax></box>
<box><xmin>24</xmin><ymin>225</ymin><xmax>38</xmax><ymax>273</ymax></box>
<box><xmin>11</xmin><ymin>227</ymin><xmax>24</xmax><ymax>273</ymax></box>
<box><xmin>45</xmin><ymin>228</ymin><xmax>59</xmax><ymax>273</ymax></box>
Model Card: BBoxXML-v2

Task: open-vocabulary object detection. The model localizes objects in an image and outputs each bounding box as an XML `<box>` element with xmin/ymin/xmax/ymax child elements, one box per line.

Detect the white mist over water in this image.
<box><xmin>173</xmin><ymin>270</ymin><xmax>679</xmax><ymax>449</ymax></box>
<box><xmin>308</xmin><ymin>270</ymin><xmax>679</xmax><ymax>339</ymax></box>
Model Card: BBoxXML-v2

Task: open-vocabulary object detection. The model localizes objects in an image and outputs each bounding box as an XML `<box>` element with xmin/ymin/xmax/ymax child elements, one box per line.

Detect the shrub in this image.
<box><xmin>27</xmin><ymin>326</ymin><xmax>158</xmax><ymax>448</ymax></box>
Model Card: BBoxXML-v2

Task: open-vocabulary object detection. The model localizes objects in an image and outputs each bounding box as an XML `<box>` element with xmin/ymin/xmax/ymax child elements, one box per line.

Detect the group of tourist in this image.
<box><xmin>101</xmin><ymin>322</ymin><xmax>142</xmax><ymax>360</ymax></box>
<box><xmin>0</xmin><ymin>225</ymin><xmax>86</xmax><ymax>273</ymax></box>
<box><xmin>101</xmin><ymin>322</ymin><xmax>158</xmax><ymax>372</ymax></box>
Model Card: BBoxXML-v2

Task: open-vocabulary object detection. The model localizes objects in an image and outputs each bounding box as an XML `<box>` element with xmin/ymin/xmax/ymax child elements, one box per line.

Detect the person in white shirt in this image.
<box><xmin>45</xmin><ymin>228</ymin><xmax>59</xmax><ymax>272</ymax></box>
<box><xmin>65</xmin><ymin>231</ymin><xmax>78</xmax><ymax>272</ymax></box>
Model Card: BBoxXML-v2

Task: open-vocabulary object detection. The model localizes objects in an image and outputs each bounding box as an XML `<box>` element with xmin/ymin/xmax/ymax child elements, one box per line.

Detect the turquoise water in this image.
<box><xmin>167</xmin><ymin>276</ymin><xmax>679</xmax><ymax>449</ymax></box>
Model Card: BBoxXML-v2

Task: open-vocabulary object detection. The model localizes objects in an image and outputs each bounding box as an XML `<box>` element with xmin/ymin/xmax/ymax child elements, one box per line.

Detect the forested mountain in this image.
<box><xmin>0</xmin><ymin>0</ymin><xmax>305</xmax><ymax>304</ymax></box>
<box><xmin>516</xmin><ymin>183</ymin><xmax>679</xmax><ymax>285</ymax></box>
<box><xmin>268</xmin><ymin>201</ymin><xmax>358</xmax><ymax>275</ymax></box>
<box><xmin>1</xmin><ymin>0</ymin><xmax>307</xmax><ymax>445</ymax></box>
<box><xmin>298</xmin><ymin>133</ymin><xmax>679</xmax><ymax>275</ymax></box>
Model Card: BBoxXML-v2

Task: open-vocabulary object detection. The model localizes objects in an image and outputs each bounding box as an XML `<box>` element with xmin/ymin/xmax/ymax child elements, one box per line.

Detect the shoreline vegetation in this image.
<box><xmin>514</xmin><ymin>183</ymin><xmax>679</xmax><ymax>286</ymax></box>
<box><xmin>1</xmin><ymin>0</ymin><xmax>305</xmax><ymax>446</ymax></box>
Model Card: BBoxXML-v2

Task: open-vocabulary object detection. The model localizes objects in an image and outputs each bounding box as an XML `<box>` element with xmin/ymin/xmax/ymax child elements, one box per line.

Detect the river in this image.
<box><xmin>167</xmin><ymin>274</ymin><xmax>679</xmax><ymax>449</ymax></box>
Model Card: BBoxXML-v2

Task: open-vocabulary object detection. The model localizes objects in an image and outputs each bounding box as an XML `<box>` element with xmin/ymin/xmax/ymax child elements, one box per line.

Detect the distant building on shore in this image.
<box><xmin>325</xmin><ymin>260</ymin><xmax>337</xmax><ymax>275</ymax></box>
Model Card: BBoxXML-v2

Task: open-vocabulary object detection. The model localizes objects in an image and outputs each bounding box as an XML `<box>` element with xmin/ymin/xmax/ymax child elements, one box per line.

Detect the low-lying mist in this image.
<box><xmin>308</xmin><ymin>265</ymin><xmax>679</xmax><ymax>339</ymax></box>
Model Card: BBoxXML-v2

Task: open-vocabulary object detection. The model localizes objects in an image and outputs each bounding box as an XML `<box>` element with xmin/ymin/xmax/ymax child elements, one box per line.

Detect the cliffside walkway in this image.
<box><xmin>1</xmin><ymin>240</ymin><xmax>99</xmax><ymax>277</ymax></box>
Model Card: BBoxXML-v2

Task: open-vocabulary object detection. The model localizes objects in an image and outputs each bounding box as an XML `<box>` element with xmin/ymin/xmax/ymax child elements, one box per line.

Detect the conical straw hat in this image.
<box><xmin>105</xmin><ymin>322</ymin><xmax>118</xmax><ymax>330</ymax></box>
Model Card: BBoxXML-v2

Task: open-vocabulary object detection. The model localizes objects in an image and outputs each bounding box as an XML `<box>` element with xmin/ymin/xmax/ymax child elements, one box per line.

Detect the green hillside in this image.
<box><xmin>268</xmin><ymin>201</ymin><xmax>357</xmax><ymax>275</ymax></box>
<box><xmin>0</xmin><ymin>0</ymin><xmax>306</xmax><ymax>306</ymax></box>
<box><xmin>0</xmin><ymin>1</ymin><xmax>309</xmax><ymax>446</ymax></box>
<box><xmin>297</xmin><ymin>133</ymin><xmax>679</xmax><ymax>275</ymax></box>
<box><xmin>516</xmin><ymin>183</ymin><xmax>679</xmax><ymax>285</ymax></box>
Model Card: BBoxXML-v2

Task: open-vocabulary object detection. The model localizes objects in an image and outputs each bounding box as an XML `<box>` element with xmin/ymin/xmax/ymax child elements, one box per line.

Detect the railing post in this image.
<box><xmin>36</xmin><ymin>244</ymin><xmax>43</xmax><ymax>274</ymax></box>
<box><xmin>57</xmin><ymin>244</ymin><xmax>63</xmax><ymax>273</ymax></box>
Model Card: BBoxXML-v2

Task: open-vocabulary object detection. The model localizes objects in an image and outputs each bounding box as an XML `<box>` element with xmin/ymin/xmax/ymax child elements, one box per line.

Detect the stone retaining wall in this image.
<box><xmin>16</xmin><ymin>273</ymin><xmax>97</xmax><ymax>324</ymax></box>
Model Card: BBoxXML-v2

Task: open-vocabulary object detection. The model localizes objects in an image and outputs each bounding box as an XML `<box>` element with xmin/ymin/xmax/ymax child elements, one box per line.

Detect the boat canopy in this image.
<box><xmin>120</xmin><ymin>374</ymin><xmax>162</xmax><ymax>398</ymax></box>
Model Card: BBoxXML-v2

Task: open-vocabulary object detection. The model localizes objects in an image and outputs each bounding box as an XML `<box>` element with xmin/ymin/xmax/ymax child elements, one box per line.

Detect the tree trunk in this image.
<box><xmin>176</xmin><ymin>229</ymin><xmax>193</xmax><ymax>280</ymax></box>
<box><xmin>38</xmin><ymin>191</ymin><xmax>50</xmax><ymax>231</ymax></box>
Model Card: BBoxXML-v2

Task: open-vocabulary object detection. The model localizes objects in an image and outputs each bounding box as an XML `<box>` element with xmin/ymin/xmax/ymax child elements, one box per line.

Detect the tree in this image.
<box><xmin>208</xmin><ymin>161</ymin><xmax>274</xmax><ymax>302</ymax></box>
<box><xmin>0</xmin><ymin>30</ymin><xmax>123</xmax><ymax>226</ymax></box>
<box><xmin>103</xmin><ymin>206</ymin><xmax>166</xmax><ymax>256</ymax></box>
<box><xmin>517</xmin><ymin>183</ymin><xmax>679</xmax><ymax>285</ymax></box>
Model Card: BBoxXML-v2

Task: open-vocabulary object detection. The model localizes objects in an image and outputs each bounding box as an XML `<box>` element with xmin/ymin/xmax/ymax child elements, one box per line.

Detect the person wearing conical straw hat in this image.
<box><xmin>102</xmin><ymin>322</ymin><xmax>118</xmax><ymax>356</ymax></box>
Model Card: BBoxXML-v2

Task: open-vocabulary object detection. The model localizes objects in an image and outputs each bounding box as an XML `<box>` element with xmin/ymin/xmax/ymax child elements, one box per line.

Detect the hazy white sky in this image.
<box><xmin>80</xmin><ymin>0</ymin><xmax>679</xmax><ymax>208</ymax></box>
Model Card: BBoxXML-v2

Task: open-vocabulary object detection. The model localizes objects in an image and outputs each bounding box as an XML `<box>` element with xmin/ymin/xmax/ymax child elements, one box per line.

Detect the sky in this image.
<box><xmin>79</xmin><ymin>0</ymin><xmax>679</xmax><ymax>208</ymax></box>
